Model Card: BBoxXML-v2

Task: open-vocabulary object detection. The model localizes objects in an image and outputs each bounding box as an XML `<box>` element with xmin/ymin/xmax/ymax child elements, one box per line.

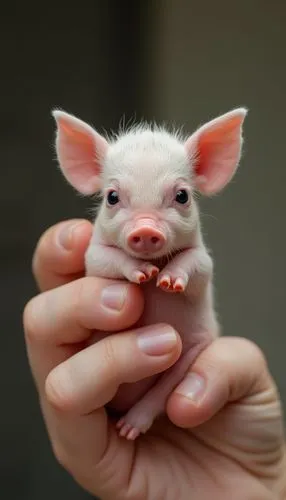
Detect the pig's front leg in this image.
<box><xmin>116</xmin><ymin>335</ymin><xmax>210</xmax><ymax>440</ymax></box>
<box><xmin>85</xmin><ymin>243</ymin><xmax>159</xmax><ymax>283</ymax></box>
<box><xmin>157</xmin><ymin>247</ymin><xmax>213</xmax><ymax>294</ymax></box>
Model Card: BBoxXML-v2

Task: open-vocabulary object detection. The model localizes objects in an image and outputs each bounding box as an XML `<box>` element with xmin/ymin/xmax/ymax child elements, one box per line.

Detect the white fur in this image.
<box><xmin>53</xmin><ymin>107</ymin><xmax>247</xmax><ymax>440</ymax></box>
<box><xmin>93</xmin><ymin>125</ymin><xmax>198</xmax><ymax>258</ymax></box>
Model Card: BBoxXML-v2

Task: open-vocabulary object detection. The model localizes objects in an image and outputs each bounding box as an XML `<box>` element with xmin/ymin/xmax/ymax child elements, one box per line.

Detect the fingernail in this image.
<box><xmin>58</xmin><ymin>221</ymin><xmax>86</xmax><ymax>250</ymax></box>
<box><xmin>137</xmin><ymin>326</ymin><xmax>177</xmax><ymax>356</ymax></box>
<box><xmin>101</xmin><ymin>284</ymin><xmax>128</xmax><ymax>311</ymax></box>
<box><xmin>175</xmin><ymin>373</ymin><xmax>206</xmax><ymax>403</ymax></box>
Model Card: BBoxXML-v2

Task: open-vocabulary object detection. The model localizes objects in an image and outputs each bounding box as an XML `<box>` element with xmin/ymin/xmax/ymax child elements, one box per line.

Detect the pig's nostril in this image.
<box><xmin>151</xmin><ymin>236</ymin><xmax>159</xmax><ymax>244</ymax></box>
<box><xmin>128</xmin><ymin>231</ymin><xmax>165</xmax><ymax>252</ymax></box>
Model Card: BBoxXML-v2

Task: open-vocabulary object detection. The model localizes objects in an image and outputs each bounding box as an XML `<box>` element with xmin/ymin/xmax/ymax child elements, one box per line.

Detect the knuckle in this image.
<box><xmin>73</xmin><ymin>277</ymin><xmax>92</xmax><ymax>322</ymax></box>
<box><xmin>242</xmin><ymin>338</ymin><xmax>268</xmax><ymax>369</ymax></box>
<box><xmin>23</xmin><ymin>297</ymin><xmax>41</xmax><ymax>344</ymax></box>
<box><xmin>45</xmin><ymin>371</ymin><xmax>74</xmax><ymax>413</ymax></box>
<box><xmin>217</xmin><ymin>336</ymin><xmax>269</xmax><ymax>372</ymax></box>
<box><xmin>31</xmin><ymin>229</ymin><xmax>51</xmax><ymax>278</ymax></box>
<box><xmin>102</xmin><ymin>337</ymin><xmax>118</xmax><ymax>382</ymax></box>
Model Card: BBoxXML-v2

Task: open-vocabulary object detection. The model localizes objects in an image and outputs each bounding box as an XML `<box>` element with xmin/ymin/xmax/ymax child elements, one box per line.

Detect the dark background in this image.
<box><xmin>1</xmin><ymin>1</ymin><xmax>286</xmax><ymax>498</ymax></box>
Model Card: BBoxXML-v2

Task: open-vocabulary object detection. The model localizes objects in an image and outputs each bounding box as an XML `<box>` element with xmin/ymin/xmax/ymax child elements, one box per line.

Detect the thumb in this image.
<box><xmin>166</xmin><ymin>336</ymin><xmax>276</xmax><ymax>428</ymax></box>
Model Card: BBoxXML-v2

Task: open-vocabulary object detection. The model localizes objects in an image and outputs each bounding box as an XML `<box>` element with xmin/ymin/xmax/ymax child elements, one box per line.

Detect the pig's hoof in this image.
<box><xmin>157</xmin><ymin>273</ymin><xmax>187</xmax><ymax>292</ymax></box>
<box><xmin>116</xmin><ymin>418</ymin><xmax>141</xmax><ymax>440</ymax></box>
<box><xmin>131</xmin><ymin>264</ymin><xmax>159</xmax><ymax>284</ymax></box>
<box><xmin>116</xmin><ymin>410</ymin><xmax>154</xmax><ymax>440</ymax></box>
<box><xmin>173</xmin><ymin>277</ymin><xmax>185</xmax><ymax>292</ymax></box>
<box><xmin>157</xmin><ymin>273</ymin><xmax>171</xmax><ymax>289</ymax></box>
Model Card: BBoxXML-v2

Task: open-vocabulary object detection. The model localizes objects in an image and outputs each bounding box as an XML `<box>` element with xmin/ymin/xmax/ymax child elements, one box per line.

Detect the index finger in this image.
<box><xmin>32</xmin><ymin>219</ymin><xmax>93</xmax><ymax>292</ymax></box>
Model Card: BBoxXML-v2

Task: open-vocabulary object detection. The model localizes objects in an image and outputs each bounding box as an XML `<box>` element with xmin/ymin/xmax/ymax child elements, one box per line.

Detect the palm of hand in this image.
<box><xmin>89</xmin><ymin>381</ymin><xmax>283</xmax><ymax>500</ymax></box>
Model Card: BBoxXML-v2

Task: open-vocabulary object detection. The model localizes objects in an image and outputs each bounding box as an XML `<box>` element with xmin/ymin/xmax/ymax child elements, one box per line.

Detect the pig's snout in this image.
<box><xmin>127</xmin><ymin>225</ymin><xmax>166</xmax><ymax>254</ymax></box>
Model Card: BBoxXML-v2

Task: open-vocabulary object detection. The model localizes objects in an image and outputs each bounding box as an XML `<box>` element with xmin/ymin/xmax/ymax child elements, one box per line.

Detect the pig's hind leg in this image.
<box><xmin>116</xmin><ymin>338</ymin><xmax>209</xmax><ymax>440</ymax></box>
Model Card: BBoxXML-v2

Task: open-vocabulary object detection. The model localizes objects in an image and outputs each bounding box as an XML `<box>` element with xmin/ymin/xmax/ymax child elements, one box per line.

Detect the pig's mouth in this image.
<box><xmin>124</xmin><ymin>244</ymin><xmax>173</xmax><ymax>262</ymax></box>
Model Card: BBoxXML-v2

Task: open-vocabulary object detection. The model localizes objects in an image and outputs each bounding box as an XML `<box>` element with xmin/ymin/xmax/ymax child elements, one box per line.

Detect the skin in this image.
<box><xmin>23</xmin><ymin>219</ymin><xmax>286</xmax><ymax>500</ymax></box>
<box><xmin>53</xmin><ymin>108</ymin><xmax>243</xmax><ymax>440</ymax></box>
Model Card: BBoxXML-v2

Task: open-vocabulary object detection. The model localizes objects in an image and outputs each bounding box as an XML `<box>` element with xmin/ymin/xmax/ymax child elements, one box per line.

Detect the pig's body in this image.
<box><xmin>84</xmin><ymin>207</ymin><xmax>219</xmax><ymax>438</ymax></box>
<box><xmin>52</xmin><ymin>106</ymin><xmax>247</xmax><ymax>439</ymax></box>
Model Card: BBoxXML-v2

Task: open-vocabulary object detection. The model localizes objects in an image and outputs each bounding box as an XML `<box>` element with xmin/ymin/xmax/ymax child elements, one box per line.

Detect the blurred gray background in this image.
<box><xmin>1</xmin><ymin>1</ymin><xmax>285</xmax><ymax>498</ymax></box>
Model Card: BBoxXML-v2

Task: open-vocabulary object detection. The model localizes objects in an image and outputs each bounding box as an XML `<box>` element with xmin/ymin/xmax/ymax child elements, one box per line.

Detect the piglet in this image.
<box><xmin>52</xmin><ymin>107</ymin><xmax>247</xmax><ymax>440</ymax></box>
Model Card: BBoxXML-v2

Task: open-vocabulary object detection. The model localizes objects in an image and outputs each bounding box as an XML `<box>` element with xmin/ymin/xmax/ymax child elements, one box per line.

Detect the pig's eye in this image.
<box><xmin>175</xmin><ymin>189</ymin><xmax>189</xmax><ymax>204</ymax></box>
<box><xmin>107</xmin><ymin>190</ymin><xmax>120</xmax><ymax>205</ymax></box>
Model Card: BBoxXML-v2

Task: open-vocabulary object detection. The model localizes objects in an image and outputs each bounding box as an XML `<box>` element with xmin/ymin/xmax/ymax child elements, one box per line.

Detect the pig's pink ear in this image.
<box><xmin>185</xmin><ymin>108</ymin><xmax>247</xmax><ymax>195</ymax></box>
<box><xmin>52</xmin><ymin>110</ymin><xmax>108</xmax><ymax>195</ymax></box>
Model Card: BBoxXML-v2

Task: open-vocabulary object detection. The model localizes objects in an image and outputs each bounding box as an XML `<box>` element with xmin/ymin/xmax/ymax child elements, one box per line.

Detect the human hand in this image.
<box><xmin>23</xmin><ymin>219</ymin><xmax>286</xmax><ymax>500</ymax></box>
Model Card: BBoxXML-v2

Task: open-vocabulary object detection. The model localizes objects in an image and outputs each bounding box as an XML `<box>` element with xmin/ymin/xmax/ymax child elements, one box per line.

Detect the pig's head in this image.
<box><xmin>52</xmin><ymin>108</ymin><xmax>247</xmax><ymax>259</ymax></box>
